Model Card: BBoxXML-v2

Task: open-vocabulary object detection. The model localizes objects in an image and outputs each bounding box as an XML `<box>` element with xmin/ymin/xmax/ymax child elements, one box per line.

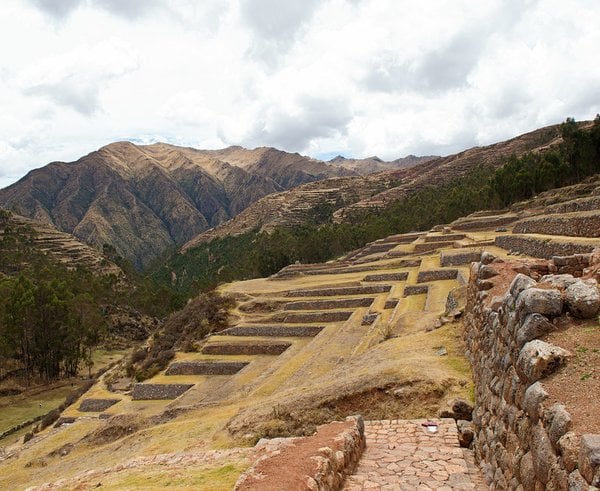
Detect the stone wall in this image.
<box><xmin>78</xmin><ymin>398</ymin><xmax>120</xmax><ymax>412</ymax></box>
<box><xmin>286</xmin><ymin>285</ymin><xmax>391</xmax><ymax>297</ymax></box>
<box><xmin>363</xmin><ymin>272</ymin><xmax>408</xmax><ymax>282</ymax></box>
<box><xmin>403</xmin><ymin>285</ymin><xmax>429</xmax><ymax>296</ymax></box>
<box><xmin>413</xmin><ymin>241</ymin><xmax>455</xmax><ymax>253</ymax></box>
<box><xmin>277</xmin><ymin>311</ymin><xmax>354</xmax><ymax>323</ymax></box>
<box><xmin>235</xmin><ymin>415</ymin><xmax>365</xmax><ymax>491</ymax></box>
<box><xmin>165</xmin><ymin>361</ymin><xmax>249</xmax><ymax>376</ymax></box>
<box><xmin>464</xmin><ymin>255</ymin><xmax>600</xmax><ymax>489</ymax></box>
<box><xmin>201</xmin><ymin>342</ymin><xmax>291</xmax><ymax>356</ymax></box>
<box><xmin>440</xmin><ymin>250</ymin><xmax>482</xmax><ymax>266</ymax></box>
<box><xmin>452</xmin><ymin>214</ymin><xmax>518</xmax><ymax>231</ymax></box>
<box><xmin>284</xmin><ymin>298</ymin><xmax>374</xmax><ymax>310</ymax></box>
<box><xmin>495</xmin><ymin>235</ymin><xmax>596</xmax><ymax>259</ymax></box>
<box><xmin>131</xmin><ymin>383</ymin><xmax>193</xmax><ymax>400</ymax></box>
<box><xmin>513</xmin><ymin>213</ymin><xmax>600</xmax><ymax>237</ymax></box>
<box><xmin>220</xmin><ymin>325</ymin><xmax>324</xmax><ymax>337</ymax></box>
<box><xmin>423</xmin><ymin>233</ymin><xmax>466</xmax><ymax>242</ymax></box>
<box><xmin>417</xmin><ymin>269</ymin><xmax>459</xmax><ymax>283</ymax></box>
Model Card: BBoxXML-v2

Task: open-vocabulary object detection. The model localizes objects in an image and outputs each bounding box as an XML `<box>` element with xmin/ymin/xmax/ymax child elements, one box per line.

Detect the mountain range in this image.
<box><xmin>0</xmin><ymin>143</ymin><xmax>365</xmax><ymax>268</ymax></box>
<box><xmin>0</xmin><ymin>123</ymin><xmax>568</xmax><ymax>268</ymax></box>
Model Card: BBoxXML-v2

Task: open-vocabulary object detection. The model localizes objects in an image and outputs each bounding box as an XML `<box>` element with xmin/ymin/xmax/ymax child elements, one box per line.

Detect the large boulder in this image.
<box><xmin>517</xmin><ymin>340</ymin><xmax>570</xmax><ymax>383</ymax></box>
<box><xmin>565</xmin><ymin>280</ymin><xmax>600</xmax><ymax>319</ymax></box>
<box><xmin>516</xmin><ymin>288</ymin><xmax>563</xmax><ymax>318</ymax></box>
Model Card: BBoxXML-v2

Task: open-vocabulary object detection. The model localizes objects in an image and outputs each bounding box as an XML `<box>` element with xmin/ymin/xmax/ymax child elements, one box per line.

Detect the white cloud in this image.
<box><xmin>1</xmin><ymin>0</ymin><xmax>599</xmax><ymax>187</ymax></box>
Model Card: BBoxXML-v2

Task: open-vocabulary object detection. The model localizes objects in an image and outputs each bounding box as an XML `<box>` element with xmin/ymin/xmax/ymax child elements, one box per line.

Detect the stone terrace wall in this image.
<box><xmin>545</xmin><ymin>196</ymin><xmax>600</xmax><ymax>214</ymax></box>
<box><xmin>417</xmin><ymin>269</ymin><xmax>458</xmax><ymax>283</ymax></box>
<box><xmin>235</xmin><ymin>415</ymin><xmax>365</xmax><ymax>490</ymax></box>
<box><xmin>513</xmin><ymin>213</ymin><xmax>600</xmax><ymax>237</ymax></box>
<box><xmin>495</xmin><ymin>235</ymin><xmax>596</xmax><ymax>259</ymax></box>
<box><xmin>440</xmin><ymin>250</ymin><xmax>482</xmax><ymax>266</ymax></box>
<box><xmin>464</xmin><ymin>255</ymin><xmax>600</xmax><ymax>489</ymax></box>
<box><xmin>131</xmin><ymin>383</ymin><xmax>193</xmax><ymax>400</ymax></box>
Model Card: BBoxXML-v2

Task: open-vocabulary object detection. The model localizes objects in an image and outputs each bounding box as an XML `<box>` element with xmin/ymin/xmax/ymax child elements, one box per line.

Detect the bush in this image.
<box><xmin>40</xmin><ymin>409</ymin><xmax>60</xmax><ymax>430</ymax></box>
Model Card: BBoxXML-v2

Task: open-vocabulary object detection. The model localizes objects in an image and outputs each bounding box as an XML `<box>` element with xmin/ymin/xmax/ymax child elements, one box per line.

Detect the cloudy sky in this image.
<box><xmin>1</xmin><ymin>0</ymin><xmax>599</xmax><ymax>188</ymax></box>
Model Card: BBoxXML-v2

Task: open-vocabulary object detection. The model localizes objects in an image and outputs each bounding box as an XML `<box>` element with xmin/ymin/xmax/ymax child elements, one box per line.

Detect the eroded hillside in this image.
<box><xmin>0</xmin><ymin>143</ymin><xmax>355</xmax><ymax>268</ymax></box>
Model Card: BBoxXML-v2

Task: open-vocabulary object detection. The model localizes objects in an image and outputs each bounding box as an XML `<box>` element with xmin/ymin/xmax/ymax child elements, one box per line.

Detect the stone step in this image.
<box><xmin>165</xmin><ymin>361</ymin><xmax>249</xmax><ymax>375</ymax></box>
<box><xmin>343</xmin><ymin>419</ymin><xmax>487</xmax><ymax>490</ymax></box>
<box><xmin>201</xmin><ymin>341</ymin><xmax>291</xmax><ymax>356</ymax></box>
<box><xmin>131</xmin><ymin>383</ymin><xmax>194</xmax><ymax>400</ymax></box>
<box><xmin>219</xmin><ymin>325</ymin><xmax>325</xmax><ymax>337</ymax></box>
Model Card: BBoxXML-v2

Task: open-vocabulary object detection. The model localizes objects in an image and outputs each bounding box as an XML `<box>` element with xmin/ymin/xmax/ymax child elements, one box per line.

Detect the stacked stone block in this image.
<box><xmin>464</xmin><ymin>255</ymin><xmax>600</xmax><ymax>489</ymax></box>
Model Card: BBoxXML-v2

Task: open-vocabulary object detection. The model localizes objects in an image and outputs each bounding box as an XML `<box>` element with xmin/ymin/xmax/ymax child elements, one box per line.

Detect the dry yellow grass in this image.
<box><xmin>0</xmin><ymin>230</ymin><xmax>489</xmax><ymax>489</ymax></box>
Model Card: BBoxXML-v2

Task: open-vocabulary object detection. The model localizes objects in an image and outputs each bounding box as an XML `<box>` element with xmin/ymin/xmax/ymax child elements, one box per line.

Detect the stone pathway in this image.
<box><xmin>343</xmin><ymin>419</ymin><xmax>488</xmax><ymax>491</ymax></box>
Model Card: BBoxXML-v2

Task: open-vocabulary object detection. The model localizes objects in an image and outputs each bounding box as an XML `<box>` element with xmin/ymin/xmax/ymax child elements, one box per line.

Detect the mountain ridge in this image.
<box><xmin>0</xmin><ymin>143</ymin><xmax>359</xmax><ymax>268</ymax></box>
<box><xmin>182</xmin><ymin>122</ymin><xmax>569</xmax><ymax>249</ymax></box>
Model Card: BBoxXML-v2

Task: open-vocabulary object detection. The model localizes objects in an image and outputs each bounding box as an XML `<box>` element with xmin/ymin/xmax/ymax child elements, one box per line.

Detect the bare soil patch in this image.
<box><xmin>543</xmin><ymin>318</ymin><xmax>600</xmax><ymax>434</ymax></box>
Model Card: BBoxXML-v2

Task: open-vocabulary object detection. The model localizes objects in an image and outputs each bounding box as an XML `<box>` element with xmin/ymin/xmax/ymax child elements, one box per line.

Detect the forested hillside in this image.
<box><xmin>152</xmin><ymin>117</ymin><xmax>600</xmax><ymax>296</ymax></box>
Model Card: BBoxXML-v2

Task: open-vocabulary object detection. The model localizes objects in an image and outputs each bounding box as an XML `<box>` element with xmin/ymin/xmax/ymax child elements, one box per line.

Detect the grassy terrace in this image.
<box><xmin>0</xmin><ymin>230</ymin><xmax>497</xmax><ymax>489</ymax></box>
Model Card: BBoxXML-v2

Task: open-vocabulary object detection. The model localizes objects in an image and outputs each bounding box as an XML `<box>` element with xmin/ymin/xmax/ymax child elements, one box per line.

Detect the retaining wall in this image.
<box><xmin>235</xmin><ymin>415</ymin><xmax>365</xmax><ymax>491</ymax></box>
<box><xmin>416</xmin><ymin>269</ymin><xmax>459</xmax><ymax>283</ymax></box>
<box><xmin>277</xmin><ymin>311</ymin><xmax>353</xmax><ymax>323</ymax></box>
<box><xmin>78</xmin><ymin>399</ymin><xmax>120</xmax><ymax>412</ymax></box>
<box><xmin>363</xmin><ymin>272</ymin><xmax>408</xmax><ymax>282</ymax></box>
<box><xmin>545</xmin><ymin>196</ymin><xmax>600</xmax><ymax>214</ymax></box>
<box><xmin>165</xmin><ymin>361</ymin><xmax>249</xmax><ymax>375</ymax></box>
<box><xmin>283</xmin><ymin>298</ymin><xmax>374</xmax><ymax>311</ymax></box>
<box><xmin>403</xmin><ymin>285</ymin><xmax>429</xmax><ymax>296</ymax></box>
<box><xmin>495</xmin><ymin>235</ymin><xmax>596</xmax><ymax>259</ymax></box>
<box><xmin>201</xmin><ymin>342</ymin><xmax>291</xmax><ymax>356</ymax></box>
<box><xmin>440</xmin><ymin>250</ymin><xmax>482</xmax><ymax>266</ymax></box>
<box><xmin>131</xmin><ymin>383</ymin><xmax>193</xmax><ymax>400</ymax></box>
<box><xmin>513</xmin><ymin>213</ymin><xmax>600</xmax><ymax>238</ymax></box>
<box><xmin>220</xmin><ymin>325</ymin><xmax>324</xmax><ymax>337</ymax></box>
<box><xmin>464</xmin><ymin>257</ymin><xmax>600</xmax><ymax>489</ymax></box>
<box><xmin>452</xmin><ymin>215</ymin><xmax>518</xmax><ymax>231</ymax></box>
<box><xmin>286</xmin><ymin>285</ymin><xmax>391</xmax><ymax>297</ymax></box>
<box><xmin>413</xmin><ymin>241</ymin><xmax>456</xmax><ymax>253</ymax></box>
<box><xmin>423</xmin><ymin>233</ymin><xmax>466</xmax><ymax>242</ymax></box>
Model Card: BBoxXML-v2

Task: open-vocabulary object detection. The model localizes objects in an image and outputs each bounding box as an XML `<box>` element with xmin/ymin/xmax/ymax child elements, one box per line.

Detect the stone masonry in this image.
<box><xmin>464</xmin><ymin>253</ymin><xmax>600</xmax><ymax>489</ymax></box>
<box><xmin>343</xmin><ymin>419</ymin><xmax>487</xmax><ymax>490</ymax></box>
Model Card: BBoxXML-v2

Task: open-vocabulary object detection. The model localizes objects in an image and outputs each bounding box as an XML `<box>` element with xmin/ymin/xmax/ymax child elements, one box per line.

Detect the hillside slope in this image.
<box><xmin>0</xmin><ymin>143</ymin><xmax>355</xmax><ymax>268</ymax></box>
<box><xmin>184</xmin><ymin>123</ymin><xmax>566</xmax><ymax>247</ymax></box>
<box><xmin>0</xmin><ymin>209</ymin><xmax>121</xmax><ymax>277</ymax></box>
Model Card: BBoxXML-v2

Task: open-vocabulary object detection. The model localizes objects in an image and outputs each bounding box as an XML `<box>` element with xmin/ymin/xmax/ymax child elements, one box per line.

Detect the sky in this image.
<box><xmin>1</xmin><ymin>0</ymin><xmax>599</xmax><ymax>188</ymax></box>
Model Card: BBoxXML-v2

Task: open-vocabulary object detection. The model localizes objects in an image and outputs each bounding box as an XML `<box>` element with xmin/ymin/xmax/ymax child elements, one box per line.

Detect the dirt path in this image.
<box><xmin>343</xmin><ymin>419</ymin><xmax>487</xmax><ymax>491</ymax></box>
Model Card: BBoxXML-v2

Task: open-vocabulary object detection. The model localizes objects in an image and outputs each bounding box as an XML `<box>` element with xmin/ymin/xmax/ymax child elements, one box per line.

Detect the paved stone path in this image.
<box><xmin>343</xmin><ymin>419</ymin><xmax>488</xmax><ymax>491</ymax></box>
